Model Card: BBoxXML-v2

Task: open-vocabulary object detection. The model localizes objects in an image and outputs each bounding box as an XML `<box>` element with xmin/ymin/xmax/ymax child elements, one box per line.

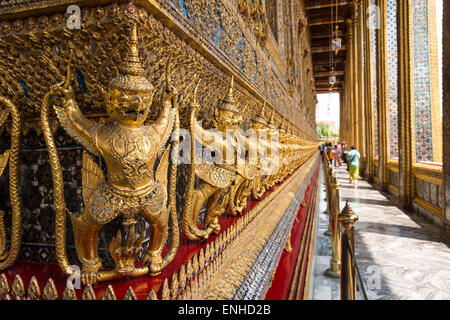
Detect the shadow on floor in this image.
<box><xmin>341</xmin><ymin>197</ymin><xmax>394</xmax><ymax>207</ymax></box>
<box><xmin>356</xmin><ymin>221</ymin><xmax>443</xmax><ymax>243</ymax></box>
<box><xmin>364</xmin><ymin>184</ymin><xmax>450</xmax><ymax>248</ymax></box>
<box><xmin>339</xmin><ymin>185</ymin><xmax>376</xmax><ymax>191</ymax></box>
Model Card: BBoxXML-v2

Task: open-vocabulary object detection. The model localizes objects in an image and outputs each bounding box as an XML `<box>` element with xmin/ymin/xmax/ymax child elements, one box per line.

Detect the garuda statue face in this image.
<box><xmin>213</xmin><ymin>78</ymin><xmax>243</xmax><ymax>131</ymax></box>
<box><xmin>250</xmin><ymin>107</ymin><xmax>267</xmax><ymax>130</ymax></box>
<box><xmin>105</xmin><ymin>23</ymin><xmax>155</xmax><ymax>126</ymax></box>
<box><xmin>107</xmin><ymin>87</ymin><xmax>153</xmax><ymax>126</ymax></box>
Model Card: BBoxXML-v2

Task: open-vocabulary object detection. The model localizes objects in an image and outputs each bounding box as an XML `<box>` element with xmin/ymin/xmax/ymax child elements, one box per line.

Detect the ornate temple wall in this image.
<box><xmin>343</xmin><ymin>0</ymin><xmax>448</xmax><ymax>237</ymax></box>
<box><xmin>0</xmin><ymin>0</ymin><xmax>320</xmax><ymax>299</ymax></box>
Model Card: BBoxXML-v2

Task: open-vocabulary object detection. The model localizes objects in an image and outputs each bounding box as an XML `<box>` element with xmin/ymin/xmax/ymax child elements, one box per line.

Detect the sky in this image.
<box><xmin>315</xmin><ymin>92</ymin><xmax>340</xmax><ymax>130</ymax></box>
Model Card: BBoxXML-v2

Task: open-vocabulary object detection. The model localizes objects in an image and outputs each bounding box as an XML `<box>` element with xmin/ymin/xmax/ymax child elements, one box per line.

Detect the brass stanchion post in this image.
<box><xmin>323</xmin><ymin>153</ymin><xmax>332</xmax><ymax>218</ymax></box>
<box><xmin>324</xmin><ymin>166</ymin><xmax>335</xmax><ymax>236</ymax></box>
<box><xmin>325</xmin><ymin>176</ymin><xmax>341</xmax><ymax>277</ymax></box>
<box><xmin>339</xmin><ymin>201</ymin><xmax>359</xmax><ymax>300</ymax></box>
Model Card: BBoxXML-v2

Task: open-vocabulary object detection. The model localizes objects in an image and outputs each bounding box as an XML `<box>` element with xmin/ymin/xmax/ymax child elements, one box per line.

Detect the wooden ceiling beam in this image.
<box><xmin>311</xmin><ymin>30</ymin><xmax>344</xmax><ymax>39</ymax></box>
<box><xmin>311</xmin><ymin>44</ymin><xmax>347</xmax><ymax>53</ymax></box>
<box><xmin>312</xmin><ymin>57</ymin><xmax>345</xmax><ymax>65</ymax></box>
<box><xmin>314</xmin><ymin>70</ymin><xmax>345</xmax><ymax>77</ymax></box>
<box><xmin>315</xmin><ymin>79</ymin><xmax>343</xmax><ymax>85</ymax></box>
<box><xmin>308</xmin><ymin>17</ymin><xmax>345</xmax><ymax>26</ymax></box>
<box><xmin>306</xmin><ymin>0</ymin><xmax>351</xmax><ymax>10</ymax></box>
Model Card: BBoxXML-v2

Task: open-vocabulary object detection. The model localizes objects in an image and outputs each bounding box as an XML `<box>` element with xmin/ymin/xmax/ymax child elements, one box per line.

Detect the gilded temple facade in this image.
<box><xmin>0</xmin><ymin>0</ymin><xmax>321</xmax><ymax>299</ymax></box>
<box><xmin>0</xmin><ymin>0</ymin><xmax>448</xmax><ymax>301</ymax></box>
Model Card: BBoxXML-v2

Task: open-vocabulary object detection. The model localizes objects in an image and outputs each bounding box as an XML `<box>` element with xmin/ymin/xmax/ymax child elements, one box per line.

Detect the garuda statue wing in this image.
<box><xmin>54</xmin><ymin>105</ymin><xmax>100</xmax><ymax>157</ymax></box>
<box><xmin>82</xmin><ymin>150</ymin><xmax>105</xmax><ymax>206</ymax></box>
<box><xmin>192</xmin><ymin>122</ymin><xmax>236</xmax><ymax>189</ymax></box>
<box><xmin>155</xmin><ymin>146</ymin><xmax>170</xmax><ymax>192</ymax></box>
<box><xmin>155</xmin><ymin>108</ymin><xmax>176</xmax><ymax>157</ymax></box>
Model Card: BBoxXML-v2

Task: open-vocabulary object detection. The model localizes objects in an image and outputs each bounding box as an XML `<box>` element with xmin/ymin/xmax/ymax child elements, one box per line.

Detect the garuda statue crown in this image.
<box><xmin>109</xmin><ymin>23</ymin><xmax>154</xmax><ymax>93</ymax></box>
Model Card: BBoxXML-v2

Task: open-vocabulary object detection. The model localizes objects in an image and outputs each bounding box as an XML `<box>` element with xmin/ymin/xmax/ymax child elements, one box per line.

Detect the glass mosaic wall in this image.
<box><xmin>412</xmin><ymin>0</ymin><xmax>434</xmax><ymax>162</ymax></box>
<box><xmin>266</xmin><ymin>0</ymin><xmax>278</xmax><ymax>41</ymax></box>
<box><xmin>371</xmin><ymin>5</ymin><xmax>379</xmax><ymax>158</ymax></box>
<box><xmin>386</xmin><ymin>0</ymin><xmax>399</xmax><ymax>159</ymax></box>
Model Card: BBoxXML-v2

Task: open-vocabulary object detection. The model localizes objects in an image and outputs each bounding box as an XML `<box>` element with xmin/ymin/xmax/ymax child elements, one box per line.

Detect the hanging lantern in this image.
<box><xmin>329</xmin><ymin>76</ymin><xmax>336</xmax><ymax>85</ymax></box>
<box><xmin>331</xmin><ymin>38</ymin><xmax>342</xmax><ymax>51</ymax></box>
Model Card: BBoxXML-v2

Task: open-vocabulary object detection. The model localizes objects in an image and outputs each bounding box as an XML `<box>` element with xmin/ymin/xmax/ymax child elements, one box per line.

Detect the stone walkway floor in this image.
<box><xmin>310</xmin><ymin>163</ymin><xmax>450</xmax><ymax>300</ymax></box>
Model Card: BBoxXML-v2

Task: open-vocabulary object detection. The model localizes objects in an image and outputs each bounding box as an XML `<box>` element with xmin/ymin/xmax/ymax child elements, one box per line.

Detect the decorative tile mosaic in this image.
<box><xmin>371</xmin><ymin>0</ymin><xmax>379</xmax><ymax>158</ymax></box>
<box><xmin>233</xmin><ymin>158</ymin><xmax>317</xmax><ymax>300</ymax></box>
<box><xmin>386</xmin><ymin>0</ymin><xmax>399</xmax><ymax>159</ymax></box>
<box><xmin>168</xmin><ymin>0</ymin><xmax>287</xmax><ymax>112</ymax></box>
<box><xmin>412</xmin><ymin>0</ymin><xmax>434</xmax><ymax>162</ymax></box>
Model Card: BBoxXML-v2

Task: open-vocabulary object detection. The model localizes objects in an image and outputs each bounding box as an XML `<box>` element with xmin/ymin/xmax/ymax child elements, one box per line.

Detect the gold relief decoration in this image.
<box><xmin>123</xmin><ymin>286</ymin><xmax>137</xmax><ymax>300</ymax></box>
<box><xmin>82</xmin><ymin>284</ymin><xmax>96</xmax><ymax>300</ymax></box>
<box><xmin>146</xmin><ymin>288</ymin><xmax>158</xmax><ymax>300</ymax></box>
<box><xmin>0</xmin><ymin>0</ymin><xmax>320</xmax><ymax>299</ymax></box>
<box><xmin>0</xmin><ymin>96</ymin><xmax>22</xmax><ymax>271</ymax></box>
<box><xmin>170</xmin><ymin>271</ymin><xmax>179</xmax><ymax>299</ymax></box>
<box><xmin>11</xmin><ymin>274</ymin><xmax>24</xmax><ymax>300</ymax></box>
<box><xmin>413</xmin><ymin>163</ymin><xmax>444</xmax><ymax>187</ymax></box>
<box><xmin>181</xmin><ymin>78</ymin><xmax>238</xmax><ymax>241</ymax></box>
<box><xmin>62</xmin><ymin>286</ymin><xmax>77</xmax><ymax>300</ymax></box>
<box><xmin>27</xmin><ymin>276</ymin><xmax>41</xmax><ymax>300</ymax></box>
<box><xmin>0</xmin><ymin>1</ymin><xmax>316</xmax><ymax>140</ymax></box>
<box><xmin>102</xmin><ymin>285</ymin><xmax>117</xmax><ymax>300</ymax></box>
<box><xmin>0</xmin><ymin>273</ymin><xmax>10</xmax><ymax>299</ymax></box>
<box><xmin>41</xmin><ymin>21</ymin><xmax>181</xmax><ymax>285</ymax></box>
<box><xmin>42</xmin><ymin>278</ymin><xmax>58</xmax><ymax>300</ymax></box>
<box><xmin>238</xmin><ymin>0</ymin><xmax>269</xmax><ymax>45</ymax></box>
<box><xmin>161</xmin><ymin>277</ymin><xmax>170</xmax><ymax>300</ymax></box>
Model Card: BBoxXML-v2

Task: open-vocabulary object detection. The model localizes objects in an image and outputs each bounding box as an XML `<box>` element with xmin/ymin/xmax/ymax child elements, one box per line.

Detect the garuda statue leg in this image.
<box><xmin>189</xmin><ymin>181</ymin><xmax>219</xmax><ymax>239</ymax></box>
<box><xmin>140</xmin><ymin>206</ymin><xmax>169</xmax><ymax>276</ymax></box>
<box><xmin>204</xmin><ymin>189</ymin><xmax>229</xmax><ymax>236</ymax></box>
<box><xmin>70</xmin><ymin>213</ymin><xmax>103</xmax><ymax>285</ymax></box>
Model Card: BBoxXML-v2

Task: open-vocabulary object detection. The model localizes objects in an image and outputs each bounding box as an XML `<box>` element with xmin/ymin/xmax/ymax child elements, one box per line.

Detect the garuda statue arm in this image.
<box><xmin>151</xmin><ymin>91</ymin><xmax>176</xmax><ymax>155</ymax></box>
<box><xmin>52</xmin><ymin>84</ymin><xmax>100</xmax><ymax>156</ymax></box>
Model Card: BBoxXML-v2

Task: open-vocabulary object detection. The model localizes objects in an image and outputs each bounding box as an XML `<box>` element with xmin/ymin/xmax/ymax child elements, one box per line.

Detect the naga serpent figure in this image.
<box><xmin>182</xmin><ymin>77</ymin><xmax>246</xmax><ymax>240</ymax></box>
<box><xmin>41</xmin><ymin>24</ymin><xmax>180</xmax><ymax>285</ymax></box>
<box><xmin>0</xmin><ymin>97</ymin><xmax>22</xmax><ymax>271</ymax></box>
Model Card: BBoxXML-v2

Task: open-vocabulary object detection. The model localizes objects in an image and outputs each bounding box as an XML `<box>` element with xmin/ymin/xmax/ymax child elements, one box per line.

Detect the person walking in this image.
<box><xmin>347</xmin><ymin>146</ymin><xmax>361</xmax><ymax>186</ymax></box>
<box><xmin>342</xmin><ymin>143</ymin><xmax>348</xmax><ymax>164</ymax></box>
<box><xmin>332</xmin><ymin>145</ymin><xmax>341</xmax><ymax>168</ymax></box>
<box><xmin>337</xmin><ymin>143</ymin><xmax>342</xmax><ymax>167</ymax></box>
<box><xmin>327</xmin><ymin>144</ymin><xmax>334</xmax><ymax>165</ymax></box>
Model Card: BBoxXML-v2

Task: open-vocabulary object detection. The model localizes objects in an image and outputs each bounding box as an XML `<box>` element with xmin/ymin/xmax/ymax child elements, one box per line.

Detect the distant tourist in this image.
<box><xmin>342</xmin><ymin>143</ymin><xmax>348</xmax><ymax>164</ymax></box>
<box><xmin>332</xmin><ymin>144</ymin><xmax>341</xmax><ymax>168</ymax></box>
<box><xmin>347</xmin><ymin>146</ymin><xmax>361</xmax><ymax>186</ymax></box>
<box><xmin>327</xmin><ymin>144</ymin><xmax>334</xmax><ymax>165</ymax></box>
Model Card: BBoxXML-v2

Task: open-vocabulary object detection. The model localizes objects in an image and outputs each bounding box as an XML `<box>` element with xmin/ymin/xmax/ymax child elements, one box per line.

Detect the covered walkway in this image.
<box><xmin>311</xmin><ymin>164</ymin><xmax>450</xmax><ymax>300</ymax></box>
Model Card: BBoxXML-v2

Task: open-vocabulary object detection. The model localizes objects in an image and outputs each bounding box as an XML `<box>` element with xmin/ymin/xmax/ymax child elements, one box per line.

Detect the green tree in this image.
<box><xmin>316</xmin><ymin>123</ymin><xmax>338</xmax><ymax>139</ymax></box>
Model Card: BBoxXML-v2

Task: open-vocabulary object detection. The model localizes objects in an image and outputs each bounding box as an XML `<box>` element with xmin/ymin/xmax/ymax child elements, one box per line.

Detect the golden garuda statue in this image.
<box><xmin>41</xmin><ymin>23</ymin><xmax>180</xmax><ymax>285</ymax></box>
<box><xmin>182</xmin><ymin>77</ymin><xmax>252</xmax><ymax>241</ymax></box>
<box><xmin>249</xmin><ymin>105</ymin><xmax>269</xmax><ymax>200</ymax></box>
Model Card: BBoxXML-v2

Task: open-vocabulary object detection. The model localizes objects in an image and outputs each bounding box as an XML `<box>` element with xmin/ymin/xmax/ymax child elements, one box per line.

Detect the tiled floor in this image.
<box><xmin>310</xmin><ymin>163</ymin><xmax>450</xmax><ymax>300</ymax></box>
